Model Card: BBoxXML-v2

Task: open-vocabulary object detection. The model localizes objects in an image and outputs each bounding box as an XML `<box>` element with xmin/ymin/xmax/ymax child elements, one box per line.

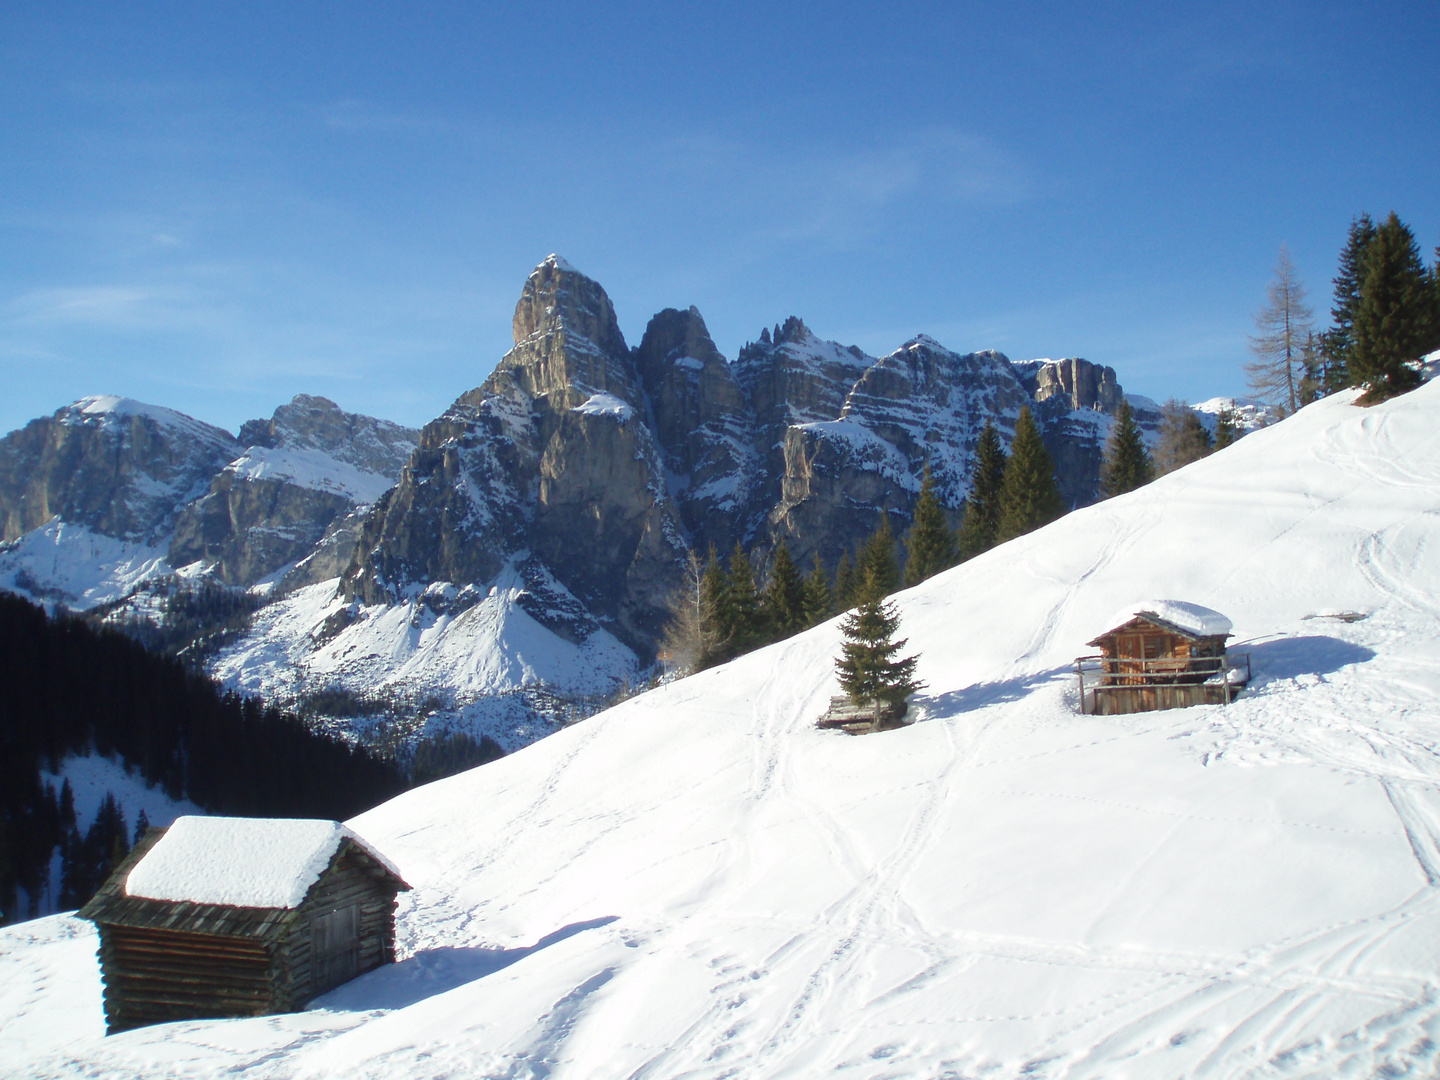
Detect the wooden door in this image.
<box><xmin>312</xmin><ymin>903</ymin><xmax>360</xmax><ymax>993</ymax></box>
<box><xmin>1114</xmin><ymin>634</ymin><xmax>1144</xmax><ymax>684</ymax></box>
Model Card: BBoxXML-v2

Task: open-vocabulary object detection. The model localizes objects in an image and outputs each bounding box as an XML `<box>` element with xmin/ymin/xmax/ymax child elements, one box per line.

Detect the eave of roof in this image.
<box><xmin>1086</xmin><ymin>613</ymin><xmax>1233</xmax><ymax>649</ymax></box>
<box><xmin>79</xmin><ymin>831</ymin><xmax>410</xmax><ymax>938</ymax></box>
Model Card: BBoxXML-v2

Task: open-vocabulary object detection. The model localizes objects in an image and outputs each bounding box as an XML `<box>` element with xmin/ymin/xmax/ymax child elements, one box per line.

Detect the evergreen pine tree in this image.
<box><xmin>996</xmin><ymin>407</ymin><xmax>1063</xmax><ymax>542</ymax></box>
<box><xmin>856</xmin><ymin>517</ymin><xmax>900</xmax><ymax>601</ymax></box>
<box><xmin>957</xmin><ymin>420</ymin><xmax>1007</xmax><ymax>558</ymax></box>
<box><xmin>832</xmin><ymin>552</ymin><xmax>858</xmax><ymax>611</ymax></box>
<box><xmin>904</xmin><ymin>465</ymin><xmax>958</xmax><ymax>585</ymax></box>
<box><xmin>698</xmin><ymin>547</ymin><xmax>731</xmax><ymax>669</ymax></box>
<box><xmin>1100</xmin><ymin>400</ymin><xmax>1154</xmax><ymax>496</ymax></box>
<box><xmin>761</xmin><ymin>539</ymin><xmax>806</xmax><ymax>640</ymax></box>
<box><xmin>58</xmin><ymin>780</ymin><xmax>75</xmax><ymax>834</ymax></box>
<box><xmin>834</xmin><ymin>573</ymin><xmax>924</xmax><ymax>717</ymax></box>
<box><xmin>722</xmin><ymin>543</ymin><xmax>763</xmax><ymax>654</ymax></box>
<box><xmin>1320</xmin><ymin>213</ymin><xmax>1378</xmax><ymax>392</ymax></box>
<box><xmin>1431</xmin><ymin>245</ymin><xmax>1440</xmax><ymax>355</ymax></box>
<box><xmin>801</xmin><ymin>552</ymin><xmax>833</xmax><ymax>627</ymax></box>
<box><xmin>1351</xmin><ymin>212</ymin><xmax>1431</xmax><ymax>403</ymax></box>
<box><xmin>132</xmin><ymin>808</ymin><xmax>151</xmax><ymax>845</ymax></box>
<box><xmin>1213</xmin><ymin>406</ymin><xmax>1237</xmax><ymax>450</ymax></box>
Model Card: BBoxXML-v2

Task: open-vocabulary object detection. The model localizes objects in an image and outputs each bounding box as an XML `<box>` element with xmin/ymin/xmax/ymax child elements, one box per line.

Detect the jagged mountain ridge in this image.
<box><xmin>333</xmin><ymin>257</ymin><xmax>1139</xmax><ymax>656</ymax></box>
<box><xmin>2</xmin><ymin>254</ymin><xmax>1171</xmax><ymax>752</ymax></box>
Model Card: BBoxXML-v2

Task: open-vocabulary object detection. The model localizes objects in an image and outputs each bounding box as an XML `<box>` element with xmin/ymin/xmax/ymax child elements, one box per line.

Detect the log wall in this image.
<box><xmin>98</xmin><ymin>925</ymin><xmax>278</xmax><ymax>1033</ymax></box>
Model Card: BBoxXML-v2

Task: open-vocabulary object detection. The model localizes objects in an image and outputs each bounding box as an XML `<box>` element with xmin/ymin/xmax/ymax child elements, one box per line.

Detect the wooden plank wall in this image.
<box><xmin>99</xmin><ymin>925</ymin><xmax>277</xmax><ymax>1033</ymax></box>
<box><xmin>1094</xmin><ymin>683</ymin><xmax>1233</xmax><ymax>715</ymax></box>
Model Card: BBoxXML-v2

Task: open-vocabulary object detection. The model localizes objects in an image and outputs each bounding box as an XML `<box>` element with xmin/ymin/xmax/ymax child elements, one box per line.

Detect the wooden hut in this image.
<box><xmin>78</xmin><ymin>816</ymin><xmax>410</xmax><ymax>1034</ymax></box>
<box><xmin>1075</xmin><ymin>600</ymin><xmax>1249</xmax><ymax>715</ymax></box>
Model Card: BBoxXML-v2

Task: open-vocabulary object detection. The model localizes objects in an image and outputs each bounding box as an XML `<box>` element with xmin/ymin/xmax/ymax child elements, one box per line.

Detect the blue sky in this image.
<box><xmin>2</xmin><ymin>1</ymin><xmax>1436</xmax><ymax>437</ymax></box>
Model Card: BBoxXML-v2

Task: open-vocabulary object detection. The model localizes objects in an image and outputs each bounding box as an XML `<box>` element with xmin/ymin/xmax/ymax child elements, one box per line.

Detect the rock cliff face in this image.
<box><xmin>340</xmin><ymin>256</ymin><xmax>687</xmax><ymax>652</ymax></box>
<box><xmin>634</xmin><ymin>307</ymin><xmax>758</xmax><ymax>552</ymax></box>
<box><xmin>770</xmin><ymin>338</ymin><xmax>1035</xmax><ymax>564</ymax></box>
<box><xmin>0</xmin><ymin>397</ymin><xmax>238</xmax><ymax>545</ymax></box>
<box><xmin>169</xmin><ymin>396</ymin><xmax>417</xmax><ymax>586</ymax></box>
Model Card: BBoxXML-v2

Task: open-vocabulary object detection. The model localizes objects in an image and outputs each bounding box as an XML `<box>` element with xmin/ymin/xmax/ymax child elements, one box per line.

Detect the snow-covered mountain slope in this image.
<box><xmin>7</xmin><ymin>379</ymin><xmax>1440</xmax><ymax>1077</ymax></box>
<box><xmin>0</xmin><ymin>520</ymin><xmax>170</xmax><ymax>611</ymax></box>
<box><xmin>209</xmin><ymin>568</ymin><xmax>637</xmax><ymax>751</ymax></box>
<box><xmin>1192</xmin><ymin>395</ymin><xmax>1281</xmax><ymax>433</ymax></box>
<box><xmin>0</xmin><ymin>396</ymin><xmax>240</xmax><ymax>608</ymax></box>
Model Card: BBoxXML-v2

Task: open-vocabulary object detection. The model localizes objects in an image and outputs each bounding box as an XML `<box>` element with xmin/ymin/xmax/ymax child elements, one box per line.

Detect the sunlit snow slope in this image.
<box><xmin>6</xmin><ymin>382</ymin><xmax>1440</xmax><ymax>1079</ymax></box>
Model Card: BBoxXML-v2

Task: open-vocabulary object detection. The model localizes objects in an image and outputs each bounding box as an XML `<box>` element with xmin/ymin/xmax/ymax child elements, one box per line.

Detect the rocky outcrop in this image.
<box><xmin>635</xmin><ymin>307</ymin><xmax>758</xmax><ymax>549</ymax></box>
<box><xmin>768</xmin><ymin>337</ymin><xmax>1034</xmax><ymax>566</ymax></box>
<box><xmin>1014</xmin><ymin>359</ymin><xmax>1128</xmax><ymax>508</ymax></box>
<box><xmin>169</xmin><ymin>397</ymin><xmax>418</xmax><ymax>585</ymax></box>
<box><xmin>340</xmin><ymin>256</ymin><xmax>688</xmax><ymax>652</ymax></box>
<box><xmin>1016</xmin><ymin>357</ymin><xmax>1124</xmax><ymax>414</ymax></box>
<box><xmin>0</xmin><ymin>397</ymin><xmax>238</xmax><ymax>544</ymax></box>
<box><xmin>237</xmin><ymin>394</ymin><xmax>418</xmax><ymax>478</ymax></box>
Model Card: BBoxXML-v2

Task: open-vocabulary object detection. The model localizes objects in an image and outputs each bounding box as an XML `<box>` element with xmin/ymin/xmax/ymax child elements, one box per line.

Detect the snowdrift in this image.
<box><xmin>5</xmin><ymin>383</ymin><xmax>1440</xmax><ymax>1078</ymax></box>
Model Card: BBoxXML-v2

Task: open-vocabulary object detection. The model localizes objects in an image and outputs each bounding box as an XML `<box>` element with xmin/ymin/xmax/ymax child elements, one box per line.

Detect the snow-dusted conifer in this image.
<box><xmin>1100</xmin><ymin>400</ymin><xmax>1154</xmax><ymax>496</ymax></box>
<box><xmin>1352</xmin><ymin>213</ymin><xmax>1430</xmax><ymax>403</ymax></box>
<box><xmin>996</xmin><ymin>407</ymin><xmax>1063</xmax><ymax>541</ymax></box>
<box><xmin>856</xmin><ymin>516</ymin><xmax>900</xmax><ymax>601</ymax></box>
<box><xmin>904</xmin><ymin>465</ymin><xmax>957</xmax><ymax>585</ymax></box>
<box><xmin>762</xmin><ymin>539</ymin><xmax>805</xmax><ymax>638</ymax></box>
<box><xmin>835</xmin><ymin>571</ymin><xmax>924</xmax><ymax>711</ymax></box>
<box><xmin>958</xmin><ymin>420</ymin><xmax>1007</xmax><ymax>558</ymax></box>
<box><xmin>801</xmin><ymin>552</ymin><xmax>832</xmax><ymax>627</ymax></box>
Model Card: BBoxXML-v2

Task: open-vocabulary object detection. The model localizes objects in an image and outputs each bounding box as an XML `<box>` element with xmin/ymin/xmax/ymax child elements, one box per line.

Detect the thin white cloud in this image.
<box><xmin>8</xmin><ymin>285</ymin><xmax>169</xmax><ymax>328</ymax></box>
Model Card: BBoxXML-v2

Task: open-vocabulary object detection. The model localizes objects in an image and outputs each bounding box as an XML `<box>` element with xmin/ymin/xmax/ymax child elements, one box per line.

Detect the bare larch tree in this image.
<box><xmin>1246</xmin><ymin>246</ymin><xmax>1314</xmax><ymax>415</ymax></box>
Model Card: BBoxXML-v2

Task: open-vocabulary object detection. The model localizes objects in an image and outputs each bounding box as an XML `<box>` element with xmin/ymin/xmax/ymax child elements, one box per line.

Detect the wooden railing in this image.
<box><xmin>1074</xmin><ymin>653</ymin><xmax>1250</xmax><ymax>715</ymax></box>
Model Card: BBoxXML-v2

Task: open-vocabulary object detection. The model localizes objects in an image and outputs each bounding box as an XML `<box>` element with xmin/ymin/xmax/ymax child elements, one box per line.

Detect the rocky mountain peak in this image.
<box><xmin>511</xmin><ymin>254</ymin><xmax>627</xmax><ymax>357</ymax></box>
<box><xmin>491</xmin><ymin>255</ymin><xmax>639</xmax><ymax>409</ymax></box>
<box><xmin>237</xmin><ymin>395</ymin><xmax>418</xmax><ymax>478</ymax></box>
<box><xmin>0</xmin><ymin>397</ymin><xmax>238</xmax><ymax>545</ymax></box>
<box><xmin>633</xmin><ymin>306</ymin><xmax>731</xmax><ymax>393</ymax></box>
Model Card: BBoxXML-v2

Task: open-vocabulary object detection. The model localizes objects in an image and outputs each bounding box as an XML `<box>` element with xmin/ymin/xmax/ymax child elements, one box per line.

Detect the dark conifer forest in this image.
<box><xmin>0</xmin><ymin>593</ymin><xmax>408</xmax><ymax>924</ymax></box>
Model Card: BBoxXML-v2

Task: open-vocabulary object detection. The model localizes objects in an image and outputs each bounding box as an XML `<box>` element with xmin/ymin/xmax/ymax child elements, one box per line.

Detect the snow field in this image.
<box><xmin>5</xmin><ymin>382</ymin><xmax>1440</xmax><ymax>1077</ymax></box>
<box><xmin>209</xmin><ymin>568</ymin><xmax>636</xmax><ymax>750</ymax></box>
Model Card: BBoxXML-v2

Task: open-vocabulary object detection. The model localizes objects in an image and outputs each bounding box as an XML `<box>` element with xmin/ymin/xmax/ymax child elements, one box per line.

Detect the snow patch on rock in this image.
<box><xmin>224</xmin><ymin>445</ymin><xmax>396</xmax><ymax>504</ymax></box>
<box><xmin>0</xmin><ymin>521</ymin><xmax>171</xmax><ymax>610</ymax></box>
<box><xmin>572</xmin><ymin>392</ymin><xmax>635</xmax><ymax>422</ymax></box>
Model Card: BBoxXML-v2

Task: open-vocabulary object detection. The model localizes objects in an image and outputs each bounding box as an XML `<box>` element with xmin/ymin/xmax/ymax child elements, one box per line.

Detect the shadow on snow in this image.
<box><xmin>314</xmin><ymin>915</ymin><xmax>620</xmax><ymax>1012</ymax></box>
<box><xmin>1240</xmin><ymin>634</ymin><xmax>1376</xmax><ymax>684</ymax></box>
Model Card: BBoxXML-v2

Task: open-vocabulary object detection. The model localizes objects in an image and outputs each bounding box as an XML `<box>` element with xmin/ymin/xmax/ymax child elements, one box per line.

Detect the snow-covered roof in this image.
<box><xmin>124</xmin><ymin>816</ymin><xmax>399</xmax><ymax>909</ymax></box>
<box><xmin>1099</xmin><ymin>599</ymin><xmax>1233</xmax><ymax>638</ymax></box>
